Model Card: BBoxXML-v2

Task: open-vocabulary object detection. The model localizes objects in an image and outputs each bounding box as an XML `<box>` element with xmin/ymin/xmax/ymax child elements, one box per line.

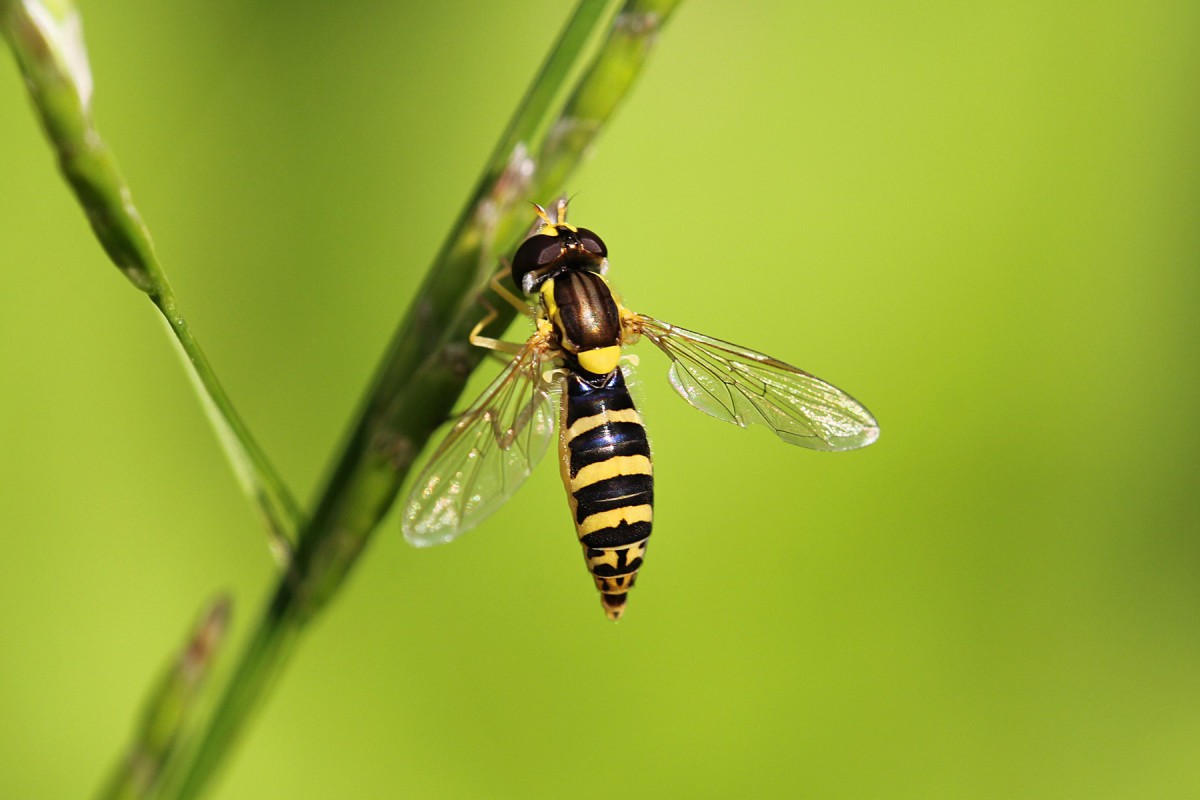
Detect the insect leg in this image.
<box><xmin>469</xmin><ymin>298</ymin><xmax>525</xmax><ymax>355</ymax></box>
<box><xmin>488</xmin><ymin>266</ymin><xmax>529</xmax><ymax>315</ymax></box>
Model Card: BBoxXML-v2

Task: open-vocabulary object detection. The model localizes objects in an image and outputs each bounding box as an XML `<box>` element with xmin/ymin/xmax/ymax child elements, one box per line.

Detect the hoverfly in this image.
<box><xmin>403</xmin><ymin>199</ymin><xmax>879</xmax><ymax>620</ymax></box>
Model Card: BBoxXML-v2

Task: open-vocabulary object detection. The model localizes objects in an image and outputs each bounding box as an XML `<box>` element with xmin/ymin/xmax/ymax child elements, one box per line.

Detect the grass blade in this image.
<box><xmin>0</xmin><ymin>0</ymin><xmax>303</xmax><ymax>554</ymax></box>
<box><xmin>166</xmin><ymin>1</ymin><xmax>683</xmax><ymax>797</ymax></box>
<box><xmin>97</xmin><ymin>597</ymin><xmax>232</xmax><ymax>800</ymax></box>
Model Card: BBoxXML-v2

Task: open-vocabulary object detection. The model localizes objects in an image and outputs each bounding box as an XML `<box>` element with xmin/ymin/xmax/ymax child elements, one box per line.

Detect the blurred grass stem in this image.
<box><xmin>170</xmin><ymin>2</ymin><xmax>680</xmax><ymax>796</ymax></box>
<box><xmin>4</xmin><ymin>0</ymin><xmax>681</xmax><ymax>797</ymax></box>
<box><xmin>0</xmin><ymin>0</ymin><xmax>303</xmax><ymax>555</ymax></box>
<box><xmin>97</xmin><ymin>598</ymin><xmax>232</xmax><ymax>800</ymax></box>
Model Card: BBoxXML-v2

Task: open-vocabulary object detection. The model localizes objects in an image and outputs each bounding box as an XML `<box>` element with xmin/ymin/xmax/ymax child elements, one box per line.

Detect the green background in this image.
<box><xmin>2</xmin><ymin>1</ymin><xmax>1197</xmax><ymax>797</ymax></box>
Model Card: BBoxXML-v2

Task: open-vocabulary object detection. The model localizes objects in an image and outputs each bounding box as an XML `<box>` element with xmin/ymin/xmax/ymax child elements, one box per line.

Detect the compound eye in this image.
<box><xmin>511</xmin><ymin>233</ymin><xmax>563</xmax><ymax>289</ymax></box>
<box><xmin>575</xmin><ymin>228</ymin><xmax>607</xmax><ymax>258</ymax></box>
<box><xmin>513</xmin><ymin>234</ymin><xmax>561</xmax><ymax>269</ymax></box>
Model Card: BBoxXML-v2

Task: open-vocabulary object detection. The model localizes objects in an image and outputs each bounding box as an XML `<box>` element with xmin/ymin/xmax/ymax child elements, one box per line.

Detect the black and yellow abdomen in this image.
<box><xmin>540</xmin><ymin>261</ymin><xmax>653</xmax><ymax>619</ymax></box>
<box><xmin>558</xmin><ymin>369</ymin><xmax>653</xmax><ymax>620</ymax></box>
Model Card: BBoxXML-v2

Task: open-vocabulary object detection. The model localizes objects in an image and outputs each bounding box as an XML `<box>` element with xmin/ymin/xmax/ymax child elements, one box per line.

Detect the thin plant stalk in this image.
<box><xmin>167</xmin><ymin>2</ymin><xmax>681</xmax><ymax>796</ymax></box>
<box><xmin>0</xmin><ymin>0</ymin><xmax>302</xmax><ymax>555</ymax></box>
<box><xmin>3</xmin><ymin>0</ymin><xmax>683</xmax><ymax>797</ymax></box>
<box><xmin>97</xmin><ymin>598</ymin><xmax>232</xmax><ymax>800</ymax></box>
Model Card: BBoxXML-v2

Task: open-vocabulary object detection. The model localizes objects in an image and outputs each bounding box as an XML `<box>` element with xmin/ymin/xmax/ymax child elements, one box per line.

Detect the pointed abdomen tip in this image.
<box><xmin>601</xmin><ymin>593</ymin><xmax>628</xmax><ymax>621</ymax></box>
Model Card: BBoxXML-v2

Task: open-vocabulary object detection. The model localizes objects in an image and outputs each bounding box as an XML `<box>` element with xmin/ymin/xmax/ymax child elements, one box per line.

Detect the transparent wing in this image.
<box><xmin>402</xmin><ymin>338</ymin><xmax>557</xmax><ymax>547</ymax></box>
<box><xmin>634</xmin><ymin>315</ymin><xmax>879</xmax><ymax>451</ymax></box>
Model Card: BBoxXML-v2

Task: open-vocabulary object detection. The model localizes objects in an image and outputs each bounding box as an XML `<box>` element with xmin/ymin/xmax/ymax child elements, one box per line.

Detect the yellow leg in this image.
<box><xmin>488</xmin><ymin>266</ymin><xmax>529</xmax><ymax>314</ymax></box>
<box><xmin>469</xmin><ymin>299</ymin><xmax>524</xmax><ymax>355</ymax></box>
<box><xmin>469</xmin><ymin>263</ymin><xmax>537</xmax><ymax>357</ymax></box>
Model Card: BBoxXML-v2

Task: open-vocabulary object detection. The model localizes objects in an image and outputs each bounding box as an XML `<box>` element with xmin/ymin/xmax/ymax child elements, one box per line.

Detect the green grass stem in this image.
<box><xmin>0</xmin><ymin>0</ymin><xmax>303</xmax><ymax>556</ymax></box>
<box><xmin>96</xmin><ymin>597</ymin><xmax>232</xmax><ymax>800</ymax></box>
<box><xmin>4</xmin><ymin>0</ymin><xmax>682</xmax><ymax>797</ymax></box>
<box><xmin>168</xmin><ymin>3</ymin><xmax>681</xmax><ymax>797</ymax></box>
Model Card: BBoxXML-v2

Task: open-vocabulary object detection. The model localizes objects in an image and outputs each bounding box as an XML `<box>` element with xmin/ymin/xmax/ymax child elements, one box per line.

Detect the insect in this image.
<box><xmin>402</xmin><ymin>199</ymin><xmax>879</xmax><ymax>620</ymax></box>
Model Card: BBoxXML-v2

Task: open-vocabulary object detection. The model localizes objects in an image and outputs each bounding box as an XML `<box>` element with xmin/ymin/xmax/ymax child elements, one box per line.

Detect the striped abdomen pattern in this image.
<box><xmin>559</xmin><ymin>368</ymin><xmax>653</xmax><ymax>621</ymax></box>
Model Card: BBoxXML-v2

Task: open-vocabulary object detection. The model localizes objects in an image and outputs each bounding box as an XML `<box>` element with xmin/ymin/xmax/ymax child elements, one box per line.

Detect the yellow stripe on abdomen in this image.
<box><xmin>569</xmin><ymin>454</ymin><xmax>653</xmax><ymax>493</ymax></box>
<box><xmin>565</xmin><ymin>407</ymin><xmax>643</xmax><ymax>440</ymax></box>
<box><xmin>578</xmin><ymin>504</ymin><xmax>654</xmax><ymax>537</ymax></box>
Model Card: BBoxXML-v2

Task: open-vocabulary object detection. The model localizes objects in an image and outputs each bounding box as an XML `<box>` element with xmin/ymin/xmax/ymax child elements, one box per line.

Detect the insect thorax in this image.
<box><xmin>541</xmin><ymin>270</ymin><xmax>623</xmax><ymax>378</ymax></box>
